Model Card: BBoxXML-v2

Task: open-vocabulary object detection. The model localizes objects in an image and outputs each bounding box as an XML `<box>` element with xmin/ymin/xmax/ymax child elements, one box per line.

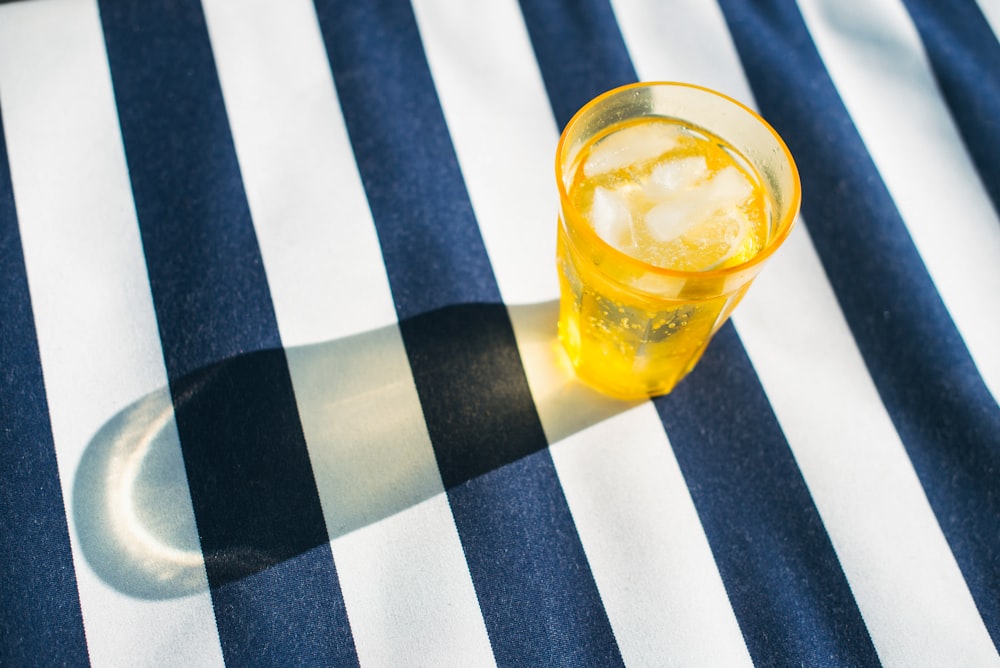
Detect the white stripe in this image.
<box><xmin>200</xmin><ymin>1</ymin><xmax>496</xmax><ymax>665</ymax></box>
<box><xmin>202</xmin><ymin>1</ymin><xmax>397</xmax><ymax>344</ymax></box>
<box><xmin>0</xmin><ymin>0</ymin><xmax>223</xmax><ymax>666</ymax></box>
<box><xmin>801</xmin><ymin>0</ymin><xmax>1000</xmax><ymax>404</ymax></box>
<box><xmin>413</xmin><ymin>1</ymin><xmax>753</xmax><ymax>664</ymax></box>
<box><xmin>976</xmin><ymin>0</ymin><xmax>1000</xmax><ymax>37</ymax></box>
<box><xmin>551</xmin><ymin>403</ymin><xmax>755</xmax><ymax>667</ymax></box>
<box><xmin>741</xmin><ymin>225</ymin><xmax>1000</xmax><ymax>668</ymax></box>
<box><xmin>613</xmin><ymin>0</ymin><xmax>1000</xmax><ymax>665</ymax></box>
<box><xmin>412</xmin><ymin>0</ymin><xmax>560</xmax><ymax>305</ymax></box>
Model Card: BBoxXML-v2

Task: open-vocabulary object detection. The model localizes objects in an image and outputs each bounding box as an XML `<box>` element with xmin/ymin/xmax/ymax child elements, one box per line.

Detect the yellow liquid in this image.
<box><xmin>557</xmin><ymin>117</ymin><xmax>773</xmax><ymax>398</ymax></box>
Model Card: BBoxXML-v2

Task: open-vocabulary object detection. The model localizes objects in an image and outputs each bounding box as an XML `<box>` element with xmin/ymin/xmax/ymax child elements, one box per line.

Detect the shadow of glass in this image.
<box><xmin>73</xmin><ymin>300</ymin><xmax>638</xmax><ymax>599</ymax></box>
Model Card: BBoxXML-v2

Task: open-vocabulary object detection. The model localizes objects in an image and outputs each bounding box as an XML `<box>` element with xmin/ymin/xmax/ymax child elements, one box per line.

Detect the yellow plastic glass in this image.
<box><xmin>556</xmin><ymin>82</ymin><xmax>801</xmax><ymax>399</ymax></box>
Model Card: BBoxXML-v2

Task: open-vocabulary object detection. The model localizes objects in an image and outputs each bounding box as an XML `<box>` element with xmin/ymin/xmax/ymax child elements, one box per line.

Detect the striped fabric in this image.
<box><xmin>1</xmin><ymin>0</ymin><xmax>998</xmax><ymax>665</ymax></box>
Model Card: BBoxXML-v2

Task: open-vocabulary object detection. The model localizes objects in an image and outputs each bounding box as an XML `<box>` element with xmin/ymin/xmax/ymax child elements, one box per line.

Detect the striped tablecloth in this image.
<box><xmin>2</xmin><ymin>0</ymin><xmax>998</xmax><ymax>665</ymax></box>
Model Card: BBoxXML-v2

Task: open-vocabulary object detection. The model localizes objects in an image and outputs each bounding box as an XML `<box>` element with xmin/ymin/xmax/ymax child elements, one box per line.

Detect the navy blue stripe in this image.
<box><xmin>517</xmin><ymin>0</ymin><xmax>636</xmax><ymax>128</ymax></box>
<box><xmin>312</xmin><ymin>1</ymin><xmax>623</xmax><ymax>664</ymax></box>
<box><xmin>0</xmin><ymin>98</ymin><xmax>91</xmax><ymax>668</ymax></box>
<box><xmin>514</xmin><ymin>0</ymin><xmax>635</xmax><ymax>132</ymax></box>
<box><xmin>315</xmin><ymin>1</ymin><xmax>499</xmax><ymax>320</ymax></box>
<box><xmin>520</xmin><ymin>0</ymin><xmax>881</xmax><ymax>664</ymax></box>
<box><xmin>717</xmin><ymin>0</ymin><xmax>1000</xmax><ymax>647</ymax></box>
<box><xmin>901</xmin><ymin>0</ymin><xmax>1000</xmax><ymax>219</ymax></box>
<box><xmin>655</xmin><ymin>328</ymin><xmax>881</xmax><ymax>667</ymax></box>
<box><xmin>97</xmin><ymin>1</ymin><xmax>357</xmax><ymax>664</ymax></box>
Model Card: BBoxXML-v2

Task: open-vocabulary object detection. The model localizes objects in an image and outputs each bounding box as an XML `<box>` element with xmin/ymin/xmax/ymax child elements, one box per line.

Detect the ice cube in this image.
<box><xmin>708</xmin><ymin>211</ymin><xmax>753</xmax><ymax>267</ymax></box>
<box><xmin>645</xmin><ymin>155</ymin><xmax>709</xmax><ymax>197</ymax></box>
<box><xmin>642</xmin><ymin>165</ymin><xmax>754</xmax><ymax>243</ymax></box>
<box><xmin>706</xmin><ymin>165</ymin><xmax>753</xmax><ymax>206</ymax></box>
<box><xmin>644</xmin><ymin>193</ymin><xmax>706</xmax><ymax>242</ymax></box>
<box><xmin>589</xmin><ymin>186</ymin><xmax>634</xmax><ymax>249</ymax></box>
<box><xmin>583</xmin><ymin>123</ymin><xmax>681</xmax><ymax>178</ymax></box>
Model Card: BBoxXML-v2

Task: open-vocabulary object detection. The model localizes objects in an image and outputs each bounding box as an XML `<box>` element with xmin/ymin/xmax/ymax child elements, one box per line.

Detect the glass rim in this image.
<box><xmin>555</xmin><ymin>81</ymin><xmax>802</xmax><ymax>281</ymax></box>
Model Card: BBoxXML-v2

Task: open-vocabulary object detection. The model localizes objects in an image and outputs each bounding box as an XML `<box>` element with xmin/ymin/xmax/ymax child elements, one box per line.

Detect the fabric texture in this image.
<box><xmin>1</xmin><ymin>0</ymin><xmax>998</xmax><ymax>666</ymax></box>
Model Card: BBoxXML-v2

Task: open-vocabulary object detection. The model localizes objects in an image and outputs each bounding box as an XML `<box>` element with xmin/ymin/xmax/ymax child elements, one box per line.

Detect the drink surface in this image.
<box><xmin>557</xmin><ymin>116</ymin><xmax>774</xmax><ymax>398</ymax></box>
<box><xmin>568</xmin><ymin>116</ymin><xmax>771</xmax><ymax>272</ymax></box>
